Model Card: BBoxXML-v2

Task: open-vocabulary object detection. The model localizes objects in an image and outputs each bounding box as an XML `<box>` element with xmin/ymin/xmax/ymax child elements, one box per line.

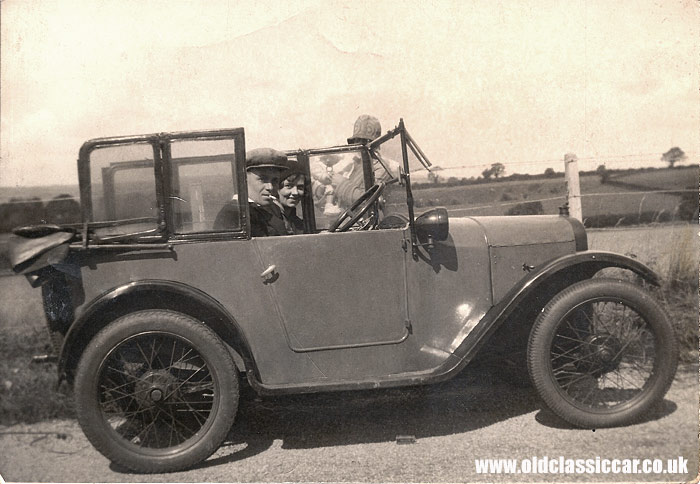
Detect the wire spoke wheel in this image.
<box><xmin>550</xmin><ymin>300</ymin><xmax>654</xmax><ymax>409</ymax></box>
<box><xmin>75</xmin><ymin>310</ymin><xmax>239</xmax><ymax>473</ymax></box>
<box><xmin>528</xmin><ymin>279</ymin><xmax>677</xmax><ymax>428</ymax></box>
<box><xmin>99</xmin><ymin>332</ymin><xmax>216</xmax><ymax>449</ymax></box>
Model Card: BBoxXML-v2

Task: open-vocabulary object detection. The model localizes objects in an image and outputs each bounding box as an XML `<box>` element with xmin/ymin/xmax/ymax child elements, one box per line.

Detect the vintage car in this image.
<box><xmin>9</xmin><ymin>120</ymin><xmax>678</xmax><ymax>473</ymax></box>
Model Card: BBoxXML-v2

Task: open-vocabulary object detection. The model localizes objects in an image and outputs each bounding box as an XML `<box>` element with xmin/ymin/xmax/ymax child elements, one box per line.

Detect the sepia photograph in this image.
<box><xmin>0</xmin><ymin>1</ymin><xmax>698</xmax><ymax>482</ymax></box>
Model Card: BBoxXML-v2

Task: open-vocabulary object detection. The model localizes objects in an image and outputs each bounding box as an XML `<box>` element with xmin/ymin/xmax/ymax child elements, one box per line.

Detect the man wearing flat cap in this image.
<box><xmin>213</xmin><ymin>148</ymin><xmax>290</xmax><ymax>236</ymax></box>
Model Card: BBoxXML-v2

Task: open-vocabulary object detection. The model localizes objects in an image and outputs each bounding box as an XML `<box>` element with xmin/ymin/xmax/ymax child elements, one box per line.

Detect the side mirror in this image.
<box><xmin>415</xmin><ymin>208</ymin><xmax>449</xmax><ymax>250</ymax></box>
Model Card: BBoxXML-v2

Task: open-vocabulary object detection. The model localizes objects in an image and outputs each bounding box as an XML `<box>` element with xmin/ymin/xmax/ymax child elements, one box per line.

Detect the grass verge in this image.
<box><xmin>0</xmin><ymin>328</ymin><xmax>74</xmax><ymax>426</ymax></box>
<box><xmin>655</xmin><ymin>236</ymin><xmax>698</xmax><ymax>364</ymax></box>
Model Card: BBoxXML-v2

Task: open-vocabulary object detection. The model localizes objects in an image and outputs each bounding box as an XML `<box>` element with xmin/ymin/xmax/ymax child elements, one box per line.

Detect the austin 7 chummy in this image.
<box><xmin>9</xmin><ymin>119</ymin><xmax>678</xmax><ymax>473</ymax></box>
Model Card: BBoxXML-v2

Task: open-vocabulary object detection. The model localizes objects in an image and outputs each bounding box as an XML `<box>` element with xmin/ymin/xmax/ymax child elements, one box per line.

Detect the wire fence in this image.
<box><xmin>439</xmin><ymin>189</ymin><xmax>698</xmax><ymax>213</ymax></box>
<box><xmin>429</xmin><ymin>153</ymin><xmax>699</xmax><ymax>173</ymax></box>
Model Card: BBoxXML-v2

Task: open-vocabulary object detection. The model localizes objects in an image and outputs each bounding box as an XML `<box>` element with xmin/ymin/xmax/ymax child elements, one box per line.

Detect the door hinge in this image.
<box><xmin>401</xmin><ymin>238</ymin><xmax>409</xmax><ymax>252</ymax></box>
<box><xmin>405</xmin><ymin>319</ymin><xmax>413</xmax><ymax>334</ymax></box>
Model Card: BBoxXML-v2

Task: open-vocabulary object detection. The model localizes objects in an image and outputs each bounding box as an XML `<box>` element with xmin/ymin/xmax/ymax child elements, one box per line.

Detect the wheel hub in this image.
<box><xmin>149</xmin><ymin>388</ymin><xmax>163</xmax><ymax>402</ymax></box>
<box><xmin>582</xmin><ymin>334</ymin><xmax>622</xmax><ymax>374</ymax></box>
<box><xmin>134</xmin><ymin>370</ymin><xmax>177</xmax><ymax>407</ymax></box>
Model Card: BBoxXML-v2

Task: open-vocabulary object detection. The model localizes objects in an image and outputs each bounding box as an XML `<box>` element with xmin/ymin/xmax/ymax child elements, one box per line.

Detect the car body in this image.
<box><xmin>9</xmin><ymin>120</ymin><xmax>678</xmax><ymax>473</ymax></box>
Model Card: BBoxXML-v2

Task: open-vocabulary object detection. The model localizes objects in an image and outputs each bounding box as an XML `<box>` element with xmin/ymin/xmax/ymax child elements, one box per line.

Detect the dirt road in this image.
<box><xmin>1</xmin><ymin>365</ymin><xmax>697</xmax><ymax>483</ymax></box>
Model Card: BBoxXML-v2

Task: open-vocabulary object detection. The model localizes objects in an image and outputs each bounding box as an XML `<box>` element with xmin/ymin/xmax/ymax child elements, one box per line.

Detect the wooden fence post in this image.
<box><xmin>564</xmin><ymin>153</ymin><xmax>582</xmax><ymax>221</ymax></box>
<box><xmin>188</xmin><ymin>182</ymin><xmax>207</xmax><ymax>231</ymax></box>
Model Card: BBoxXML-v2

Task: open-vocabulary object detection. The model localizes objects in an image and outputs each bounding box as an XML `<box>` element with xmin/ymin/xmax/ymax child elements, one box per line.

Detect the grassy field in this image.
<box><xmin>588</xmin><ymin>225</ymin><xmax>698</xmax><ymax>281</ymax></box>
<box><xmin>398</xmin><ymin>166</ymin><xmax>698</xmax><ymax>224</ymax></box>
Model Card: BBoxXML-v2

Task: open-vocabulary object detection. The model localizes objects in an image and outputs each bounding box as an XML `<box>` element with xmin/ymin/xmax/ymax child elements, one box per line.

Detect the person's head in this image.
<box><xmin>347</xmin><ymin>114</ymin><xmax>382</xmax><ymax>144</ymax></box>
<box><xmin>278</xmin><ymin>172</ymin><xmax>306</xmax><ymax>208</ymax></box>
<box><xmin>246</xmin><ymin>148</ymin><xmax>288</xmax><ymax>206</ymax></box>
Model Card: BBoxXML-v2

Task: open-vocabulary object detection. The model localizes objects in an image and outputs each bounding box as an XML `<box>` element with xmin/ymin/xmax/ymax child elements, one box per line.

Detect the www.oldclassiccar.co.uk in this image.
<box><xmin>475</xmin><ymin>456</ymin><xmax>689</xmax><ymax>475</ymax></box>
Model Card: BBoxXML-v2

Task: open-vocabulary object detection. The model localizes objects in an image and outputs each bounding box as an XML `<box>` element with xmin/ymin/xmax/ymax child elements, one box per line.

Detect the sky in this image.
<box><xmin>1</xmin><ymin>0</ymin><xmax>698</xmax><ymax>188</ymax></box>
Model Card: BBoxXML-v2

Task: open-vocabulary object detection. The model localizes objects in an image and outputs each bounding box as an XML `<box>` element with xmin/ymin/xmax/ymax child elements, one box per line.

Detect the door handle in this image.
<box><xmin>260</xmin><ymin>265</ymin><xmax>278</xmax><ymax>284</ymax></box>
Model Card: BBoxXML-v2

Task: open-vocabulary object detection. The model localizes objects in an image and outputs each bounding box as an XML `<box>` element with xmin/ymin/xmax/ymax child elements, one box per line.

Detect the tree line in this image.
<box><xmin>0</xmin><ymin>194</ymin><xmax>80</xmax><ymax>232</ymax></box>
<box><xmin>416</xmin><ymin>146</ymin><xmax>690</xmax><ymax>189</ymax></box>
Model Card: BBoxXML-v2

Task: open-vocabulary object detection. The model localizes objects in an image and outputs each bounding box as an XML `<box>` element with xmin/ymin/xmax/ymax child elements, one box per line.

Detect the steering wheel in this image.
<box><xmin>329</xmin><ymin>182</ymin><xmax>386</xmax><ymax>232</ymax></box>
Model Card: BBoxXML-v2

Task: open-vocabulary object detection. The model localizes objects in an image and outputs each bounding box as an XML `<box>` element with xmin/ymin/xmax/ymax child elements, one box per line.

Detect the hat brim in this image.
<box><xmin>347</xmin><ymin>137</ymin><xmax>371</xmax><ymax>144</ymax></box>
<box><xmin>246</xmin><ymin>164</ymin><xmax>288</xmax><ymax>171</ymax></box>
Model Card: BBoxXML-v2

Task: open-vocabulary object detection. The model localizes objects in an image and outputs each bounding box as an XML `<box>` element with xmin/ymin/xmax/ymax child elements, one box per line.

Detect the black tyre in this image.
<box><xmin>74</xmin><ymin>310</ymin><xmax>239</xmax><ymax>473</ymax></box>
<box><xmin>527</xmin><ymin>279</ymin><xmax>678</xmax><ymax>428</ymax></box>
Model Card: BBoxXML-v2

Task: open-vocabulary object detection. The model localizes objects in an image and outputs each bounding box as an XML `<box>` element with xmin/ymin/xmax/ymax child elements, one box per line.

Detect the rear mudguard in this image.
<box><xmin>57</xmin><ymin>279</ymin><xmax>258</xmax><ymax>383</ymax></box>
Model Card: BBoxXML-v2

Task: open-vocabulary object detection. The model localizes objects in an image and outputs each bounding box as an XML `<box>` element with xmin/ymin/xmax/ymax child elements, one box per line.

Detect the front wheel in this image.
<box><xmin>74</xmin><ymin>310</ymin><xmax>239</xmax><ymax>473</ymax></box>
<box><xmin>527</xmin><ymin>279</ymin><xmax>678</xmax><ymax>428</ymax></box>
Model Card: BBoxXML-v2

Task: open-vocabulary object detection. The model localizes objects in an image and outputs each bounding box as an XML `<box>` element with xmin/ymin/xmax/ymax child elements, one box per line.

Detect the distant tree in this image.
<box><xmin>491</xmin><ymin>162</ymin><xmax>505</xmax><ymax>179</ymax></box>
<box><xmin>481</xmin><ymin>163</ymin><xmax>505</xmax><ymax>180</ymax></box>
<box><xmin>596</xmin><ymin>164</ymin><xmax>609</xmax><ymax>184</ymax></box>
<box><xmin>661</xmin><ymin>147</ymin><xmax>687</xmax><ymax>168</ymax></box>
<box><xmin>544</xmin><ymin>167</ymin><xmax>556</xmax><ymax>177</ymax></box>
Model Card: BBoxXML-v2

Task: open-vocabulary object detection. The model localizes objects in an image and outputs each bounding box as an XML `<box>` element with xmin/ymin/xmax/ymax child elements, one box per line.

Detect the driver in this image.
<box><xmin>333</xmin><ymin>115</ymin><xmax>399</xmax><ymax>208</ymax></box>
<box><xmin>213</xmin><ymin>148</ymin><xmax>289</xmax><ymax>236</ymax></box>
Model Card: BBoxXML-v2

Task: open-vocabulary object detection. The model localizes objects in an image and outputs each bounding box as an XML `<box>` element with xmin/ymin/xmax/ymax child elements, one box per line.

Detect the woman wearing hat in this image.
<box><xmin>273</xmin><ymin>159</ymin><xmax>306</xmax><ymax>235</ymax></box>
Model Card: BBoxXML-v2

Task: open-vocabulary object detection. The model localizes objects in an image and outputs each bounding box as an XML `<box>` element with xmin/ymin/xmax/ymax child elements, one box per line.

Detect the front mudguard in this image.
<box><xmin>453</xmin><ymin>250</ymin><xmax>660</xmax><ymax>365</ymax></box>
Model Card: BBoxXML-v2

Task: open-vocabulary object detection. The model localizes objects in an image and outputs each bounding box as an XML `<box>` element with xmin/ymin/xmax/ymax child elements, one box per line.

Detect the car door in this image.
<box><xmin>253</xmin><ymin>228</ymin><xmax>410</xmax><ymax>352</ymax></box>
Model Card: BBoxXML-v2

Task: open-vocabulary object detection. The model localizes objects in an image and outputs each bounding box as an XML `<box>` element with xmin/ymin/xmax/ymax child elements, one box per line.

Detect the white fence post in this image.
<box><xmin>564</xmin><ymin>153</ymin><xmax>582</xmax><ymax>221</ymax></box>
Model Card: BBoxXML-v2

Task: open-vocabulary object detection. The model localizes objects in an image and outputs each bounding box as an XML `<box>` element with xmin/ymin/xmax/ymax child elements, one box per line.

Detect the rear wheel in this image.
<box><xmin>74</xmin><ymin>310</ymin><xmax>239</xmax><ymax>473</ymax></box>
<box><xmin>527</xmin><ymin>279</ymin><xmax>678</xmax><ymax>428</ymax></box>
